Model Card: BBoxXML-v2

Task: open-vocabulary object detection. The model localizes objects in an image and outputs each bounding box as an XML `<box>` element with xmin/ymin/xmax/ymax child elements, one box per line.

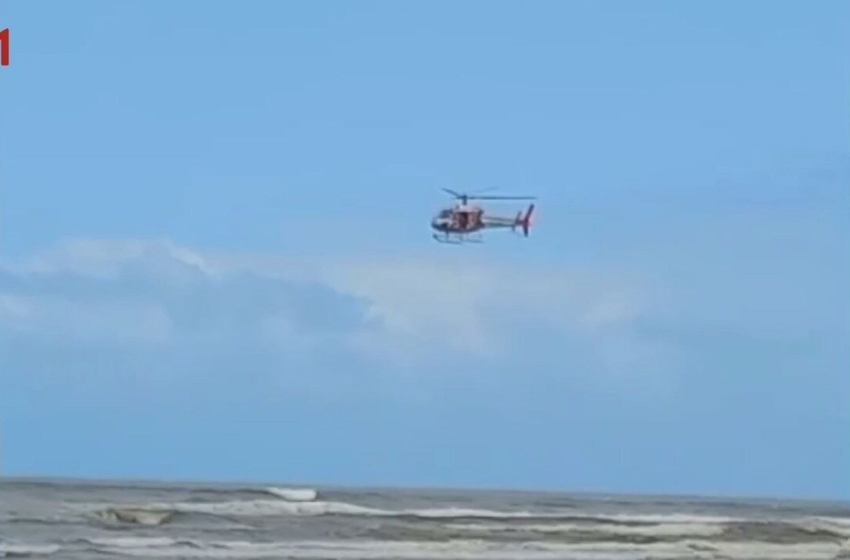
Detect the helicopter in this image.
<box><xmin>431</xmin><ymin>188</ymin><xmax>536</xmax><ymax>244</ymax></box>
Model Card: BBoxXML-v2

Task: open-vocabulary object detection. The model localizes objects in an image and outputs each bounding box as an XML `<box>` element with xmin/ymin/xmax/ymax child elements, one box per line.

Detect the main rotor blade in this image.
<box><xmin>441</xmin><ymin>187</ymin><xmax>535</xmax><ymax>201</ymax></box>
<box><xmin>467</xmin><ymin>195</ymin><xmax>536</xmax><ymax>200</ymax></box>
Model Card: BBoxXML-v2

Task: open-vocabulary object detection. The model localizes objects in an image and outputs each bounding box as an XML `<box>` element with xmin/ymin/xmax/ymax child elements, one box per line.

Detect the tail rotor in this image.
<box><xmin>515</xmin><ymin>203</ymin><xmax>535</xmax><ymax>237</ymax></box>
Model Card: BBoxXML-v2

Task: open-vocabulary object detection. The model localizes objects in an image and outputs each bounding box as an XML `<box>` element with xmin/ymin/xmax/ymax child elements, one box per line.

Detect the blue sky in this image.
<box><xmin>0</xmin><ymin>1</ymin><xmax>848</xmax><ymax>500</ymax></box>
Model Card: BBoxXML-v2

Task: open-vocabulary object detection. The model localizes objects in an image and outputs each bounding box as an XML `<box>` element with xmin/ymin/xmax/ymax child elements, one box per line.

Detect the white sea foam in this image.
<box><xmin>263</xmin><ymin>487</ymin><xmax>318</xmax><ymax>502</ymax></box>
<box><xmin>86</xmin><ymin>496</ymin><xmax>850</xmax><ymax>530</ymax></box>
<box><xmin>88</xmin><ymin>499</ymin><xmax>545</xmax><ymax>521</ymax></box>
<box><xmin>84</xmin><ymin>537</ymin><xmax>181</xmax><ymax>548</ymax></box>
<box><xmin>165</xmin><ymin>499</ymin><xmax>383</xmax><ymax>517</ymax></box>
<box><xmin>92</xmin><ymin>507</ymin><xmax>173</xmax><ymax>526</ymax></box>
<box><xmin>447</xmin><ymin>520</ymin><xmax>727</xmax><ymax>538</ymax></box>
<box><xmin>448</xmin><ymin>515</ymin><xmax>850</xmax><ymax>541</ymax></box>
<box><xmin>0</xmin><ymin>542</ymin><xmax>61</xmax><ymax>557</ymax></box>
<box><xmin>88</xmin><ymin>537</ymin><xmax>843</xmax><ymax>559</ymax></box>
<box><xmin>797</xmin><ymin>518</ymin><xmax>850</xmax><ymax>539</ymax></box>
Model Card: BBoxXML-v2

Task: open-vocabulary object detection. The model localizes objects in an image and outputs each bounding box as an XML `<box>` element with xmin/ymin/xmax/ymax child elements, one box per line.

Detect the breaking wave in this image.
<box><xmin>446</xmin><ymin>520</ymin><xmax>727</xmax><ymax>538</ymax></box>
<box><xmin>89</xmin><ymin>497</ymin><xmax>850</xmax><ymax>525</ymax></box>
<box><xmin>195</xmin><ymin>486</ymin><xmax>320</xmax><ymax>502</ymax></box>
<box><xmin>442</xmin><ymin>517</ymin><xmax>850</xmax><ymax>544</ymax></box>
<box><xmin>92</xmin><ymin>507</ymin><xmax>175</xmax><ymax>526</ymax></box>
<box><xmin>0</xmin><ymin>542</ymin><xmax>61</xmax><ymax>557</ymax></box>
<box><xmin>89</xmin><ymin>498</ymin><xmax>632</xmax><ymax>523</ymax></box>
<box><xmin>42</xmin><ymin>537</ymin><xmax>850</xmax><ymax>559</ymax></box>
<box><xmin>87</xmin><ymin>487</ymin><xmax>319</xmax><ymax>525</ymax></box>
<box><xmin>262</xmin><ymin>487</ymin><xmax>318</xmax><ymax>502</ymax></box>
<box><xmin>84</xmin><ymin>493</ymin><xmax>850</xmax><ymax>545</ymax></box>
<box><xmin>91</xmin><ymin>499</ymin><xmax>383</xmax><ymax>522</ymax></box>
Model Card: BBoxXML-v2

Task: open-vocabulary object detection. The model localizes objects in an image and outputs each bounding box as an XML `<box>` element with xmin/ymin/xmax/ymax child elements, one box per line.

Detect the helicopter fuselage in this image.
<box><xmin>430</xmin><ymin>205</ymin><xmax>485</xmax><ymax>234</ymax></box>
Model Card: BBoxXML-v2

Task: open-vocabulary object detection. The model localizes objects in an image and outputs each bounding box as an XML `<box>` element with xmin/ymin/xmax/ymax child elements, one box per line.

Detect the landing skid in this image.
<box><xmin>433</xmin><ymin>233</ymin><xmax>484</xmax><ymax>244</ymax></box>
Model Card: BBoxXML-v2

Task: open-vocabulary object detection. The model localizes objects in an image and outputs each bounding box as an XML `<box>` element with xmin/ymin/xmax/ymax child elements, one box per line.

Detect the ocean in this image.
<box><xmin>1</xmin><ymin>478</ymin><xmax>849</xmax><ymax>559</ymax></box>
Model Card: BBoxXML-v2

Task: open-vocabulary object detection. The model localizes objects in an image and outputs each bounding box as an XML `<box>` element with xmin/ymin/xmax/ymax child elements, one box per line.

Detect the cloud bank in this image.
<box><xmin>2</xmin><ymin>226</ymin><xmax>846</xmax><ymax>411</ymax></box>
<box><xmin>1</xmin><ymin>238</ymin><xmax>668</xmax><ymax>403</ymax></box>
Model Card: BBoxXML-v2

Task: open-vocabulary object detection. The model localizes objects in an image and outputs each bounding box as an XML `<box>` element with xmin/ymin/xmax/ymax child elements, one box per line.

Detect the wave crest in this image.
<box><xmin>262</xmin><ymin>487</ymin><xmax>318</xmax><ymax>502</ymax></box>
<box><xmin>80</xmin><ymin>537</ymin><xmax>847</xmax><ymax>559</ymax></box>
<box><xmin>92</xmin><ymin>507</ymin><xmax>174</xmax><ymax>526</ymax></box>
<box><xmin>0</xmin><ymin>543</ymin><xmax>61</xmax><ymax>557</ymax></box>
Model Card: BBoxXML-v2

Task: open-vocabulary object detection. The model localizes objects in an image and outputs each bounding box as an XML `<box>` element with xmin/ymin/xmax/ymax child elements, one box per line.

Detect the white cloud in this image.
<box><xmin>0</xmin><ymin>292</ymin><xmax>172</xmax><ymax>346</ymax></box>
<box><xmin>0</xmin><ymin>238</ymin><xmax>666</xmax><ymax>396</ymax></box>
<box><xmin>3</xmin><ymin>238</ymin><xmax>214</xmax><ymax>280</ymax></box>
<box><xmin>314</xmin><ymin>257</ymin><xmax>650</xmax><ymax>368</ymax></box>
